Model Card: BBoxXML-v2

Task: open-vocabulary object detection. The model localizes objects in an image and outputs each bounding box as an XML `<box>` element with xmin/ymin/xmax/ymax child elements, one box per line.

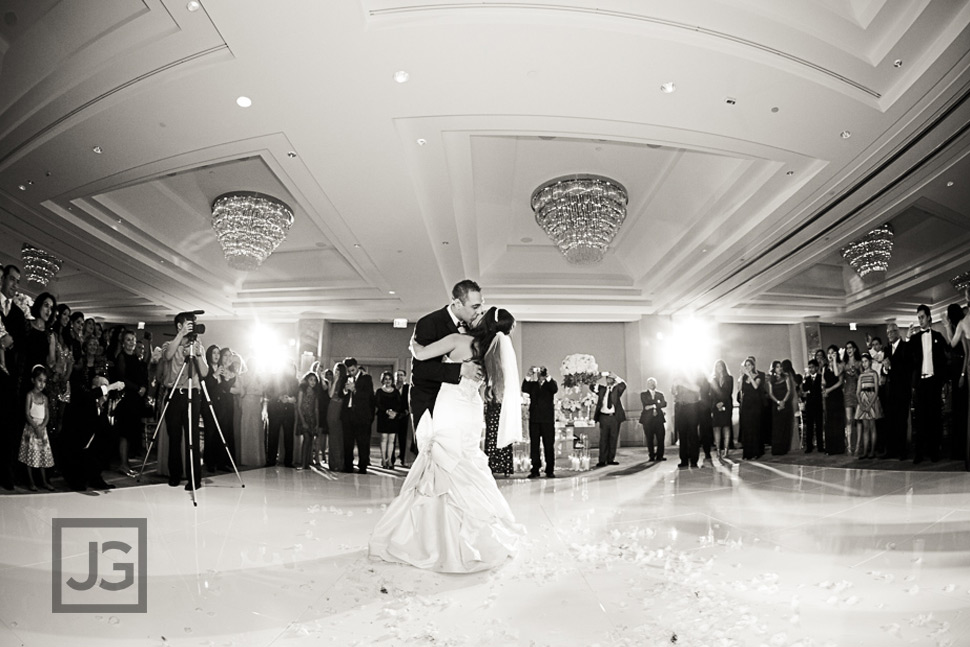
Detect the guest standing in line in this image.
<box><xmin>327</xmin><ymin>362</ymin><xmax>348</xmax><ymax>472</ymax></box>
<box><xmin>881</xmin><ymin>323</ymin><xmax>911</xmax><ymax>459</ymax></box>
<box><xmin>842</xmin><ymin>341</ymin><xmax>862</xmax><ymax>455</ymax></box>
<box><xmin>375</xmin><ymin>371</ymin><xmax>405</xmax><ymax>469</ymax></box>
<box><xmin>696</xmin><ymin>370</ymin><xmax>715</xmax><ymax>464</ymax></box>
<box><xmin>234</xmin><ymin>356</ymin><xmax>266</xmax><ymax>467</ymax></box>
<box><xmin>639</xmin><ymin>377</ymin><xmax>667</xmax><ymax>462</ymax></box>
<box><xmin>296</xmin><ymin>370</ymin><xmax>323</xmax><ymax>470</ymax></box>
<box><xmin>113</xmin><ymin>329</ymin><xmax>149</xmax><ymax>475</ymax></box>
<box><xmin>823</xmin><ymin>345</ymin><xmax>846</xmax><ymax>455</ymax></box>
<box><xmin>19</xmin><ymin>365</ymin><xmax>54</xmax><ymax>491</ymax></box>
<box><xmin>855</xmin><ymin>353</ymin><xmax>883</xmax><ymax>459</ymax></box>
<box><xmin>907</xmin><ymin>305</ymin><xmax>949</xmax><ymax>464</ymax></box>
<box><xmin>709</xmin><ymin>361</ymin><xmax>733</xmax><ymax>458</ymax></box>
<box><xmin>201</xmin><ymin>345</ymin><xmax>222</xmax><ymax>472</ymax></box>
<box><xmin>213</xmin><ymin>347</ymin><xmax>238</xmax><ymax>468</ymax></box>
<box><xmin>0</xmin><ymin>265</ymin><xmax>27</xmax><ymax>490</ymax></box>
<box><xmin>393</xmin><ymin>369</ymin><xmax>410</xmax><ymax>467</ymax></box>
<box><xmin>943</xmin><ymin>303</ymin><xmax>968</xmax><ymax>462</ymax></box>
<box><xmin>521</xmin><ymin>365</ymin><xmax>558</xmax><ymax>478</ymax></box>
<box><xmin>672</xmin><ymin>367</ymin><xmax>701</xmax><ymax>468</ymax></box>
<box><xmin>801</xmin><ymin>359</ymin><xmax>824</xmax><ymax>453</ymax></box>
<box><xmin>767</xmin><ymin>360</ymin><xmax>793</xmax><ymax>456</ymax></box>
<box><xmin>738</xmin><ymin>357</ymin><xmax>765</xmax><ymax>460</ymax></box>
<box><xmin>342</xmin><ymin>358</ymin><xmax>375</xmax><ymax>474</ymax></box>
<box><xmin>265</xmin><ymin>363</ymin><xmax>298</xmax><ymax>468</ymax></box>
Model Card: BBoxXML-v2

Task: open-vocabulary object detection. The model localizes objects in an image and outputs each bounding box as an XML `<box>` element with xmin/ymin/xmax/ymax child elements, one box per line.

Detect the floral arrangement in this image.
<box><xmin>560</xmin><ymin>353</ymin><xmax>599</xmax><ymax>388</ymax></box>
<box><xmin>557</xmin><ymin>392</ymin><xmax>598</xmax><ymax>420</ymax></box>
<box><xmin>14</xmin><ymin>292</ymin><xmax>34</xmax><ymax>319</ymax></box>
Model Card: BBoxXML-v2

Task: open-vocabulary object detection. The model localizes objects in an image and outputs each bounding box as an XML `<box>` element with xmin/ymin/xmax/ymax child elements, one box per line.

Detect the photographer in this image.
<box><xmin>160</xmin><ymin>312</ymin><xmax>208</xmax><ymax>490</ymax></box>
<box><xmin>521</xmin><ymin>365</ymin><xmax>558</xmax><ymax>478</ymax></box>
<box><xmin>591</xmin><ymin>371</ymin><xmax>626</xmax><ymax>467</ymax></box>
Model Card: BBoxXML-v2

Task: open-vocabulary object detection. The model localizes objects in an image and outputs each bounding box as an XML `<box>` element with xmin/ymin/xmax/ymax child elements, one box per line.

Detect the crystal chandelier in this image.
<box><xmin>530</xmin><ymin>174</ymin><xmax>628</xmax><ymax>264</ymax></box>
<box><xmin>211</xmin><ymin>191</ymin><xmax>294</xmax><ymax>271</ymax></box>
<box><xmin>840</xmin><ymin>223</ymin><xmax>894</xmax><ymax>277</ymax></box>
<box><xmin>951</xmin><ymin>270</ymin><xmax>970</xmax><ymax>295</ymax></box>
<box><xmin>21</xmin><ymin>243</ymin><xmax>62</xmax><ymax>286</ymax></box>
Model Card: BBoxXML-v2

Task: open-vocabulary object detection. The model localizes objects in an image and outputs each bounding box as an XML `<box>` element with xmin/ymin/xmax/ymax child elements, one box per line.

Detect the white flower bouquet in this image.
<box><xmin>14</xmin><ymin>292</ymin><xmax>34</xmax><ymax>319</ymax></box>
<box><xmin>560</xmin><ymin>353</ymin><xmax>599</xmax><ymax>388</ymax></box>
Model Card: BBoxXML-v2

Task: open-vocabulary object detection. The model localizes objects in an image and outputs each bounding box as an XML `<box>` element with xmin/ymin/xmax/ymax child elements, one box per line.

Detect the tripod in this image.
<box><xmin>139</xmin><ymin>344</ymin><xmax>244</xmax><ymax>506</ymax></box>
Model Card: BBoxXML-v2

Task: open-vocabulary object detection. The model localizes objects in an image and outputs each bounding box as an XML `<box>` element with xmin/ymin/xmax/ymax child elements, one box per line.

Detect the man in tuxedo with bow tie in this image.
<box><xmin>907</xmin><ymin>305</ymin><xmax>949</xmax><ymax>463</ymax></box>
<box><xmin>591</xmin><ymin>371</ymin><xmax>626</xmax><ymax>467</ymax></box>
<box><xmin>881</xmin><ymin>323</ymin><xmax>911</xmax><ymax>459</ymax></box>
<box><xmin>409</xmin><ymin>280</ymin><xmax>485</xmax><ymax>433</ymax></box>
<box><xmin>801</xmin><ymin>359</ymin><xmax>824</xmax><ymax>453</ymax></box>
<box><xmin>0</xmin><ymin>265</ymin><xmax>26</xmax><ymax>490</ymax></box>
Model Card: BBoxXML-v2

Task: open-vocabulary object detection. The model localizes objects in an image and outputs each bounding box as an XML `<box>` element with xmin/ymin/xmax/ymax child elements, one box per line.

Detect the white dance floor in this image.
<box><xmin>2</xmin><ymin>452</ymin><xmax>970</xmax><ymax>646</ymax></box>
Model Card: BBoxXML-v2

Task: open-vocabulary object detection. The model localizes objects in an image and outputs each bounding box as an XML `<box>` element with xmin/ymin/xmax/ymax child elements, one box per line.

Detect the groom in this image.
<box><xmin>409</xmin><ymin>279</ymin><xmax>485</xmax><ymax>431</ymax></box>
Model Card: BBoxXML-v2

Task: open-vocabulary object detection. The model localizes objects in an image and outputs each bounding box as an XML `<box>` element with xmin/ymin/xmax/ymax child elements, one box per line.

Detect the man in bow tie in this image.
<box><xmin>907</xmin><ymin>305</ymin><xmax>949</xmax><ymax>464</ymax></box>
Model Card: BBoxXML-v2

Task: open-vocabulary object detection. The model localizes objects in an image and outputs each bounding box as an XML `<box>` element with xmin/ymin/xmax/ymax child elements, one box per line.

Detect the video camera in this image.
<box><xmin>177</xmin><ymin>310</ymin><xmax>207</xmax><ymax>342</ymax></box>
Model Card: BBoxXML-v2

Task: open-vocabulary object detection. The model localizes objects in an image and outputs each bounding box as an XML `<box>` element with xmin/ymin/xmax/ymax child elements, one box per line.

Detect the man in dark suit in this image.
<box><xmin>591</xmin><ymin>371</ymin><xmax>626</xmax><ymax>467</ymax></box>
<box><xmin>639</xmin><ymin>378</ymin><xmax>667</xmax><ymax>461</ymax></box>
<box><xmin>0</xmin><ymin>264</ymin><xmax>26</xmax><ymax>490</ymax></box>
<box><xmin>521</xmin><ymin>365</ymin><xmax>559</xmax><ymax>478</ymax></box>
<box><xmin>881</xmin><ymin>324</ymin><xmax>911</xmax><ymax>459</ymax></box>
<box><xmin>409</xmin><ymin>279</ymin><xmax>485</xmax><ymax>430</ymax></box>
<box><xmin>343</xmin><ymin>358</ymin><xmax>376</xmax><ymax>473</ymax></box>
<box><xmin>62</xmin><ymin>376</ymin><xmax>126</xmax><ymax>491</ymax></box>
<box><xmin>907</xmin><ymin>305</ymin><xmax>949</xmax><ymax>463</ymax></box>
<box><xmin>801</xmin><ymin>359</ymin><xmax>824</xmax><ymax>453</ymax></box>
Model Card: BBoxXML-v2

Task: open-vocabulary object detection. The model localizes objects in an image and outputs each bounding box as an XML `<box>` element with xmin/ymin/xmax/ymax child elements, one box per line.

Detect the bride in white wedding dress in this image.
<box><xmin>369</xmin><ymin>307</ymin><xmax>525</xmax><ymax>573</ymax></box>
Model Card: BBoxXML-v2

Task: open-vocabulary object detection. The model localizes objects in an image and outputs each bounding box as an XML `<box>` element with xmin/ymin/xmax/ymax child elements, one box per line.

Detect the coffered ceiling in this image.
<box><xmin>1</xmin><ymin>0</ymin><xmax>969</xmax><ymax>325</ymax></box>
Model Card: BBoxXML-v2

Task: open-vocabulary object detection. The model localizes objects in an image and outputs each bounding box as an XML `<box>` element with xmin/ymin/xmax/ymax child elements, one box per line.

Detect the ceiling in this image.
<box><xmin>1</xmin><ymin>0</ymin><xmax>969</xmax><ymax>325</ymax></box>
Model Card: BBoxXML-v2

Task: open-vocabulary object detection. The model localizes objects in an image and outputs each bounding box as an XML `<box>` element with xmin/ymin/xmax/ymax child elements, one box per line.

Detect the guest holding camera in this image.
<box><xmin>591</xmin><ymin>371</ymin><xmax>626</xmax><ymax>467</ymax></box>
<box><xmin>521</xmin><ymin>366</ymin><xmax>558</xmax><ymax>478</ymax></box>
<box><xmin>160</xmin><ymin>312</ymin><xmax>208</xmax><ymax>490</ymax></box>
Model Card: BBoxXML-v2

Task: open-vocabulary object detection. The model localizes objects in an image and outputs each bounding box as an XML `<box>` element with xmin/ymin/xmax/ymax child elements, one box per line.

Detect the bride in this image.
<box><xmin>368</xmin><ymin>306</ymin><xmax>525</xmax><ymax>573</ymax></box>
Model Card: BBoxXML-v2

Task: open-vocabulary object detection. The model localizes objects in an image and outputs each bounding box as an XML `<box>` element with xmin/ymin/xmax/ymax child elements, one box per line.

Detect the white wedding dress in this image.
<box><xmin>369</xmin><ymin>366</ymin><xmax>524</xmax><ymax>573</ymax></box>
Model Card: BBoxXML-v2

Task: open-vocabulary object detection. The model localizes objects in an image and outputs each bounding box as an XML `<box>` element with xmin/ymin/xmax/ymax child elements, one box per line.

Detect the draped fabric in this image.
<box><xmin>483</xmin><ymin>333</ymin><xmax>523</xmax><ymax>448</ymax></box>
<box><xmin>369</xmin><ymin>378</ymin><xmax>524</xmax><ymax>573</ymax></box>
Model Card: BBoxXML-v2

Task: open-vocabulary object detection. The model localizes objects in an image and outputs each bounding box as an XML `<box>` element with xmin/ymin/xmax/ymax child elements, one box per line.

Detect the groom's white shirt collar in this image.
<box><xmin>446</xmin><ymin>304</ymin><xmax>463</xmax><ymax>330</ymax></box>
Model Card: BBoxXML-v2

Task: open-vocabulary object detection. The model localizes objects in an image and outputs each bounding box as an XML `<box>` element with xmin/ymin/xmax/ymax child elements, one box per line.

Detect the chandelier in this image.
<box><xmin>21</xmin><ymin>243</ymin><xmax>62</xmax><ymax>286</ymax></box>
<box><xmin>951</xmin><ymin>270</ymin><xmax>970</xmax><ymax>295</ymax></box>
<box><xmin>530</xmin><ymin>174</ymin><xmax>628</xmax><ymax>264</ymax></box>
<box><xmin>211</xmin><ymin>191</ymin><xmax>294</xmax><ymax>271</ymax></box>
<box><xmin>840</xmin><ymin>223</ymin><xmax>894</xmax><ymax>277</ymax></box>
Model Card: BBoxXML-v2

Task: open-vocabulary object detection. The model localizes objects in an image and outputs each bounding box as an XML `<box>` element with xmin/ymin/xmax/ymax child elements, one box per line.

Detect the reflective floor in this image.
<box><xmin>2</xmin><ymin>450</ymin><xmax>969</xmax><ymax>646</ymax></box>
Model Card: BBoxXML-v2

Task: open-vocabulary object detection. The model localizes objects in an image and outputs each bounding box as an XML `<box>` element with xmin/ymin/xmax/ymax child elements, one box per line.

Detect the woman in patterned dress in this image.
<box><xmin>823</xmin><ymin>345</ymin><xmax>846</xmax><ymax>455</ymax></box>
<box><xmin>842</xmin><ymin>341</ymin><xmax>862</xmax><ymax>455</ymax></box>
<box><xmin>855</xmin><ymin>353</ymin><xmax>883</xmax><ymax>459</ymax></box>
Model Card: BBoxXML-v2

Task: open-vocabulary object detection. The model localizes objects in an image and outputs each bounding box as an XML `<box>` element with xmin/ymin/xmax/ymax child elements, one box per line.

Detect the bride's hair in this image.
<box><xmin>471</xmin><ymin>306</ymin><xmax>515</xmax><ymax>361</ymax></box>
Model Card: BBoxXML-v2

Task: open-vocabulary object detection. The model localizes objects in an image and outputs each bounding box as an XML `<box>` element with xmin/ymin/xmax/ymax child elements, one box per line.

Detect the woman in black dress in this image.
<box><xmin>823</xmin><ymin>345</ymin><xmax>846</xmax><ymax>454</ymax></box>
<box><xmin>738</xmin><ymin>356</ymin><xmax>764</xmax><ymax>460</ymax></box>
<box><xmin>375</xmin><ymin>371</ymin><xmax>405</xmax><ymax>469</ymax></box>
<box><xmin>768</xmin><ymin>360</ymin><xmax>793</xmax><ymax>456</ymax></box>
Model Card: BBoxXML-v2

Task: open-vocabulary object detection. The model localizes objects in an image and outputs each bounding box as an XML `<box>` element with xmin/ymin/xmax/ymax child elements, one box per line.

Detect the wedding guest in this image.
<box><xmin>46</xmin><ymin>304</ymin><xmax>74</xmax><ymax>436</ymax></box>
<box><xmin>672</xmin><ymin>367</ymin><xmax>700</xmax><ymax>468</ymax></box>
<box><xmin>234</xmin><ymin>355</ymin><xmax>266</xmax><ymax>467</ymax></box>
<box><xmin>214</xmin><ymin>347</ymin><xmax>238</xmax><ymax>468</ymax></box>
<box><xmin>782</xmin><ymin>359</ymin><xmax>802</xmax><ymax>451</ymax></box>
<box><xmin>296</xmin><ymin>370</ymin><xmax>323</xmax><ymax>470</ymax></box>
<box><xmin>112</xmin><ymin>329</ymin><xmax>149</xmax><ymax>475</ymax></box>
<box><xmin>522</xmin><ymin>365</ymin><xmax>558</xmax><ymax>477</ymax></box>
<box><xmin>639</xmin><ymin>377</ymin><xmax>667</xmax><ymax>462</ymax></box>
<box><xmin>19</xmin><ymin>365</ymin><xmax>54</xmax><ymax>491</ymax></box>
<box><xmin>823</xmin><ymin>345</ymin><xmax>846</xmax><ymax>454</ymax></box>
<box><xmin>842</xmin><ymin>341</ymin><xmax>862</xmax><ymax>455</ymax></box>
<box><xmin>63</xmin><ymin>375</ymin><xmax>125</xmax><ymax>491</ymax></box>
<box><xmin>66</xmin><ymin>311</ymin><xmax>85</xmax><ymax>362</ymax></box>
<box><xmin>591</xmin><ymin>371</ymin><xmax>626</xmax><ymax>467</ymax></box>
<box><xmin>944</xmin><ymin>303</ymin><xmax>968</xmax><ymax>461</ymax></box>
<box><xmin>342</xmin><ymin>358</ymin><xmax>375</xmax><ymax>474</ymax></box>
<box><xmin>709</xmin><ymin>360</ymin><xmax>733</xmax><ymax>457</ymax></box>
<box><xmin>738</xmin><ymin>357</ymin><xmax>765</xmax><ymax>460</ymax></box>
<box><xmin>767</xmin><ymin>360</ymin><xmax>794</xmax><ymax>456</ymax></box>
<box><xmin>855</xmin><ymin>353</ymin><xmax>882</xmax><ymax>459</ymax></box>
<box><xmin>696</xmin><ymin>370</ymin><xmax>715</xmax><ymax>464</ymax></box>
<box><xmin>266</xmin><ymin>363</ymin><xmax>298</xmax><ymax>468</ymax></box>
<box><xmin>393</xmin><ymin>369</ymin><xmax>409</xmax><ymax>467</ymax></box>
<box><xmin>375</xmin><ymin>371</ymin><xmax>405</xmax><ymax>469</ymax></box>
<box><xmin>327</xmin><ymin>362</ymin><xmax>348</xmax><ymax>472</ymax></box>
<box><xmin>71</xmin><ymin>336</ymin><xmax>109</xmax><ymax>408</ymax></box>
<box><xmin>201</xmin><ymin>345</ymin><xmax>223</xmax><ymax>472</ymax></box>
<box><xmin>907</xmin><ymin>305</ymin><xmax>948</xmax><ymax>464</ymax></box>
<box><xmin>21</xmin><ymin>292</ymin><xmax>56</xmax><ymax>389</ymax></box>
<box><xmin>881</xmin><ymin>323</ymin><xmax>911</xmax><ymax>459</ymax></box>
<box><xmin>0</xmin><ymin>264</ymin><xmax>26</xmax><ymax>490</ymax></box>
<box><xmin>801</xmin><ymin>359</ymin><xmax>824</xmax><ymax>453</ymax></box>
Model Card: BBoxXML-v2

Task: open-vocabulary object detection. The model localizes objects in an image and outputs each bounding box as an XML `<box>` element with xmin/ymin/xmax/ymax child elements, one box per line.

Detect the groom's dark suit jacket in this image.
<box><xmin>409</xmin><ymin>305</ymin><xmax>462</xmax><ymax>427</ymax></box>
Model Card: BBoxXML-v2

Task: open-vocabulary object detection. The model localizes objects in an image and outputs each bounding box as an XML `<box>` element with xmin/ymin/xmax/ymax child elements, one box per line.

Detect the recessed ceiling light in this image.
<box><xmin>92</xmin><ymin>146</ymin><xmax>103</xmax><ymax>154</ymax></box>
<box><xmin>840</xmin><ymin>130</ymin><xmax>851</xmax><ymax>139</ymax></box>
<box><xmin>286</xmin><ymin>151</ymin><xmax>297</xmax><ymax>158</ymax></box>
<box><xmin>771</xmin><ymin>106</ymin><xmax>779</xmax><ymax>113</ymax></box>
<box><xmin>786</xmin><ymin>170</ymin><xmax>795</xmax><ymax>176</ymax></box>
<box><xmin>660</xmin><ymin>82</ymin><xmax>676</xmax><ymax>94</ymax></box>
<box><xmin>724</xmin><ymin>97</ymin><xmax>737</xmax><ymax>105</ymax></box>
<box><xmin>893</xmin><ymin>59</ymin><xmax>903</xmax><ymax>68</ymax></box>
<box><xmin>236</xmin><ymin>96</ymin><xmax>252</xmax><ymax>108</ymax></box>
<box><xmin>186</xmin><ymin>0</ymin><xmax>201</xmax><ymax>11</ymax></box>
<box><xmin>393</xmin><ymin>70</ymin><xmax>409</xmax><ymax>83</ymax></box>
<box><xmin>947</xmin><ymin>181</ymin><xmax>954</xmax><ymax>187</ymax></box>
<box><xmin>388</xmin><ymin>290</ymin><xmax>396</xmax><ymax>295</ymax></box>
<box><xmin>18</xmin><ymin>184</ymin><xmax>26</xmax><ymax>191</ymax></box>
<box><xmin>416</xmin><ymin>138</ymin><xmax>427</xmax><ymax>146</ymax></box>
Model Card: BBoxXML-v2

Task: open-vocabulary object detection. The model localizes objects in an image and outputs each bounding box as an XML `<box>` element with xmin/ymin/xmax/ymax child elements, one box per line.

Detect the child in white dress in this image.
<box><xmin>19</xmin><ymin>365</ymin><xmax>55</xmax><ymax>491</ymax></box>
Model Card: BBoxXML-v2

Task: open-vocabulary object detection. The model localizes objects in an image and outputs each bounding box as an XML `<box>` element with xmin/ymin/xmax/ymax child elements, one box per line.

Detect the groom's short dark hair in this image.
<box><xmin>452</xmin><ymin>279</ymin><xmax>481</xmax><ymax>303</ymax></box>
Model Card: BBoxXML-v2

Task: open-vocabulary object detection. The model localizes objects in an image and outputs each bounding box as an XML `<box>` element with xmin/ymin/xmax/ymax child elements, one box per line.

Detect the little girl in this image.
<box><xmin>19</xmin><ymin>364</ymin><xmax>55</xmax><ymax>490</ymax></box>
<box><xmin>855</xmin><ymin>353</ymin><xmax>883</xmax><ymax>459</ymax></box>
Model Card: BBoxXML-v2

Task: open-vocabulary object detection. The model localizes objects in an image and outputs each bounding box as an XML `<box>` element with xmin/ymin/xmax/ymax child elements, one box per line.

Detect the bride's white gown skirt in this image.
<box><xmin>369</xmin><ymin>379</ymin><xmax>524</xmax><ymax>573</ymax></box>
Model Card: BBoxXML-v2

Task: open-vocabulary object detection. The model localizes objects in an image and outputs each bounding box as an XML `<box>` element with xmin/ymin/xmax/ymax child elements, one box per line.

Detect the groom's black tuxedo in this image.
<box><xmin>409</xmin><ymin>306</ymin><xmax>462</xmax><ymax>428</ymax></box>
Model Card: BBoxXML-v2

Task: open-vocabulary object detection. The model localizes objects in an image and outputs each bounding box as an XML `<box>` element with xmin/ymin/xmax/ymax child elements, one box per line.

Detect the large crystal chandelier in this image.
<box><xmin>951</xmin><ymin>270</ymin><xmax>970</xmax><ymax>295</ymax></box>
<box><xmin>840</xmin><ymin>223</ymin><xmax>894</xmax><ymax>277</ymax></box>
<box><xmin>530</xmin><ymin>174</ymin><xmax>628</xmax><ymax>264</ymax></box>
<box><xmin>211</xmin><ymin>191</ymin><xmax>294</xmax><ymax>271</ymax></box>
<box><xmin>21</xmin><ymin>243</ymin><xmax>62</xmax><ymax>286</ymax></box>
